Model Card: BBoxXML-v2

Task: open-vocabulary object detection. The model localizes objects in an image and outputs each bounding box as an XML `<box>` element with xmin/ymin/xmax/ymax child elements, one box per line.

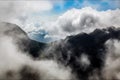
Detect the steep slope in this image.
<box><xmin>0</xmin><ymin>22</ymin><xmax>46</xmax><ymax>58</ymax></box>
<box><xmin>44</xmin><ymin>27</ymin><xmax>120</xmax><ymax>80</ymax></box>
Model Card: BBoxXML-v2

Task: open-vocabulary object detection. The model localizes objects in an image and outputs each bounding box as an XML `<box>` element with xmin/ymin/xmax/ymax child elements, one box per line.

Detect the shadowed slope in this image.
<box><xmin>0</xmin><ymin>22</ymin><xmax>46</xmax><ymax>58</ymax></box>
<box><xmin>45</xmin><ymin>27</ymin><xmax>120</xmax><ymax>80</ymax></box>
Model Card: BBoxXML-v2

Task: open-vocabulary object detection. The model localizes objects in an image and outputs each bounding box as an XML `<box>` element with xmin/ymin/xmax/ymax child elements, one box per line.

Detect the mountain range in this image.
<box><xmin>1</xmin><ymin>22</ymin><xmax>120</xmax><ymax>80</ymax></box>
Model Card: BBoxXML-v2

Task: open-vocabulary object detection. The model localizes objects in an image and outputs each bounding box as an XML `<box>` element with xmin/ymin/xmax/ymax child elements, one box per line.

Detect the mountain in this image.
<box><xmin>1</xmin><ymin>22</ymin><xmax>120</xmax><ymax>80</ymax></box>
<box><xmin>44</xmin><ymin>27</ymin><xmax>120</xmax><ymax>80</ymax></box>
<box><xmin>0</xmin><ymin>22</ymin><xmax>46</xmax><ymax>58</ymax></box>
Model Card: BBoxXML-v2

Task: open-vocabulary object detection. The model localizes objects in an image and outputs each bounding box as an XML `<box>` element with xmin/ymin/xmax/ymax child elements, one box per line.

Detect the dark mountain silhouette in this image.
<box><xmin>44</xmin><ymin>27</ymin><xmax>120</xmax><ymax>80</ymax></box>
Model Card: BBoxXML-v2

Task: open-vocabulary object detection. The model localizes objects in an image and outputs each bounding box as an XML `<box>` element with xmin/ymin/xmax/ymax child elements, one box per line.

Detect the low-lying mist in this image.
<box><xmin>0</xmin><ymin>22</ymin><xmax>73</xmax><ymax>80</ymax></box>
<box><xmin>1</xmin><ymin>22</ymin><xmax>120</xmax><ymax>80</ymax></box>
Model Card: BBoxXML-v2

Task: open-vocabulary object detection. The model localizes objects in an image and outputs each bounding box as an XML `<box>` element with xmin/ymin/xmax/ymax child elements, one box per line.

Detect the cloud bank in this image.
<box><xmin>0</xmin><ymin>22</ymin><xmax>73</xmax><ymax>80</ymax></box>
<box><xmin>0</xmin><ymin>37</ymin><xmax>72</xmax><ymax>80</ymax></box>
<box><xmin>42</xmin><ymin>7</ymin><xmax>120</xmax><ymax>41</ymax></box>
<box><xmin>103</xmin><ymin>40</ymin><xmax>120</xmax><ymax>80</ymax></box>
<box><xmin>0</xmin><ymin>1</ymin><xmax>120</xmax><ymax>42</ymax></box>
<box><xmin>0</xmin><ymin>0</ymin><xmax>54</xmax><ymax>34</ymax></box>
<box><xmin>1</xmin><ymin>20</ymin><xmax>120</xmax><ymax>80</ymax></box>
<box><xmin>0</xmin><ymin>0</ymin><xmax>52</xmax><ymax>20</ymax></box>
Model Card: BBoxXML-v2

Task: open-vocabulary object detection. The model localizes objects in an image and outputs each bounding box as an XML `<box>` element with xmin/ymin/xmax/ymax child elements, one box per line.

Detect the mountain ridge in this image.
<box><xmin>0</xmin><ymin>22</ymin><xmax>46</xmax><ymax>58</ymax></box>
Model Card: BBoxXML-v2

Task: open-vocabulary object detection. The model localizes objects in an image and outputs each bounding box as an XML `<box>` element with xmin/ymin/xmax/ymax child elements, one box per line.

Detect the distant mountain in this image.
<box><xmin>0</xmin><ymin>22</ymin><xmax>46</xmax><ymax>58</ymax></box>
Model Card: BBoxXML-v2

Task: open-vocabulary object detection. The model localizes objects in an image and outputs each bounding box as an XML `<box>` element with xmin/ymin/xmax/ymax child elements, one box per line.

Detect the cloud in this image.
<box><xmin>0</xmin><ymin>0</ymin><xmax>53</xmax><ymax>18</ymax></box>
<box><xmin>0</xmin><ymin>1</ymin><xmax>120</xmax><ymax>42</ymax></box>
<box><xmin>0</xmin><ymin>36</ymin><xmax>31</xmax><ymax>79</ymax></box>
<box><xmin>0</xmin><ymin>23</ymin><xmax>73</xmax><ymax>80</ymax></box>
<box><xmin>0</xmin><ymin>0</ymin><xmax>53</xmax><ymax>33</ymax></box>
<box><xmin>42</xmin><ymin>7</ymin><xmax>120</xmax><ymax>40</ymax></box>
<box><xmin>1</xmin><ymin>19</ymin><xmax>120</xmax><ymax>80</ymax></box>
<box><xmin>0</xmin><ymin>36</ymin><xmax>72</xmax><ymax>80</ymax></box>
<box><xmin>103</xmin><ymin>40</ymin><xmax>120</xmax><ymax>80</ymax></box>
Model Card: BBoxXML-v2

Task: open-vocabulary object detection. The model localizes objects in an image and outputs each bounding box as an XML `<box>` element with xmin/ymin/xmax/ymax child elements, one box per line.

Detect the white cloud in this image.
<box><xmin>0</xmin><ymin>0</ymin><xmax>53</xmax><ymax>16</ymax></box>
<box><xmin>0</xmin><ymin>0</ymin><xmax>53</xmax><ymax>32</ymax></box>
<box><xmin>0</xmin><ymin>1</ymin><xmax>120</xmax><ymax>42</ymax></box>
<box><xmin>0</xmin><ymin>36</ymin><xmax>31</xmax><ymax>79</ymax></box>
<box><xmin>42</xmin><ymin>7</ymin><xmax>120</xmax><ymax>40</ymax></box>
<box><xmin>103</xmin><ymin>40</ymin><xmax>120</xmax><ymax>80</ymax></box>
<box><xmin>0</xmin><ymin>32</ymin><xmax>72</xmax><ymax>80</ymax></box>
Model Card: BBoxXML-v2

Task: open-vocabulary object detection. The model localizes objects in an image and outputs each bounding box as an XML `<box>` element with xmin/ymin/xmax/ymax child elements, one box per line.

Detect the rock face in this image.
<box><xmin>0</xmin><ymin>22</ymin><xmax>46</xmax><ymax>58</ymax></box>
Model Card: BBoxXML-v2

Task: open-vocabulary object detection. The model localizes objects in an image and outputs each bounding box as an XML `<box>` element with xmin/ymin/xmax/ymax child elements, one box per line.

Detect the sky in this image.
<box><xmin>0</xmin><ymin>0</ymin><xmax>120</xmax><ymax>43</ymax></box>
<box><xmin>53</xmin><ymin>0</ymin><xmax>119</xmax><ymax>13</ymax></box>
